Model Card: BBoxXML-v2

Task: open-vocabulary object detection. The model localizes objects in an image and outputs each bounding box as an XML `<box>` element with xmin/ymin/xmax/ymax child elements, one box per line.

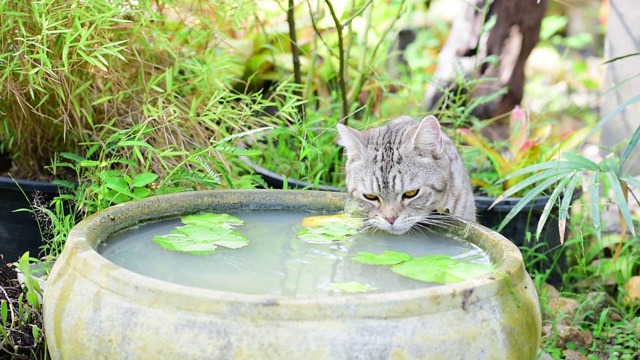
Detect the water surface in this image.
<box><xmin>99</xmin><ymin>210</ymin><xmax>490</xmax><ymax>296</ymax></box>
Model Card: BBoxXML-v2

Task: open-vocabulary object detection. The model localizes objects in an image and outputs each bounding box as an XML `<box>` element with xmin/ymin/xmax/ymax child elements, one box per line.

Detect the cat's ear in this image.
<box><xmin>337</xmin><ymin>123</ymin><xmax>365</xmax><ymax>158</ymax></box>
<box><xmin>411</xmin><ymin>115</ymin><xmax>443</xmax><ymax>154</ymax></box>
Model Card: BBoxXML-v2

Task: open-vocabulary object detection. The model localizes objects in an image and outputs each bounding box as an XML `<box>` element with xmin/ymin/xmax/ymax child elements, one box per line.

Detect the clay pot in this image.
<box><xmin>44</xmin><ymin>190</ymin><xmax>541</xmax><ymax>359</ymax></box>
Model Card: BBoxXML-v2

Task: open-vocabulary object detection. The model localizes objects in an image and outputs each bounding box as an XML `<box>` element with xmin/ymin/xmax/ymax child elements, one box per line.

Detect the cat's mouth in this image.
<box><xmin>374</xmin><ymin>219</ymin><xmax>413</xmax><ymax>235</ymax></box>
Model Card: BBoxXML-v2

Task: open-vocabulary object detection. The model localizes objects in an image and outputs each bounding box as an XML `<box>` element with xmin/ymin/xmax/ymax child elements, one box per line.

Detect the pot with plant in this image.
<box><xmin>0</xmin><ymin>0</ymin><xmax>135</xmax><ymax>263</ymax></box>
<box><xmin>458</xmin><ymin>106</ymin><xmax>590</xmax><ymax>285</ymax></box>
<box><xmin>239</xmin><ymin>113</ymin><xmax>346</xmax><ymax>191</ymax></box>
<box><xmin>0</xmin><ymin>0</ymin><xmax>296</xmax><ymax>266</ymax></box>
<box><xmin>496</xmin><ymin>95</ymin><xmax>640</xmax><ymax>279</ymax></box>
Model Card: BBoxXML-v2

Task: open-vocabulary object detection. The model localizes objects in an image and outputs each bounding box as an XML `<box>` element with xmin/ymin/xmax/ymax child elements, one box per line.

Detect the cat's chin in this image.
<box><xmin>376</xmin><ymin>223</ymin><xmax>412</xmax><ymax>235</ymax></box>
<box><xmin>385</xmin><ymin>228</ymin><xmax>410</xmax><ymax>235</ymax></box>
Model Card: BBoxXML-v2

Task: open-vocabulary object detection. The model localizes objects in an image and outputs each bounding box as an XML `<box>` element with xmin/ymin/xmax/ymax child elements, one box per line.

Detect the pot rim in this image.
<box><xmin>59</xmin><ymin>189</ymin><xmax>530</xmax><ymax>320</ymax></box>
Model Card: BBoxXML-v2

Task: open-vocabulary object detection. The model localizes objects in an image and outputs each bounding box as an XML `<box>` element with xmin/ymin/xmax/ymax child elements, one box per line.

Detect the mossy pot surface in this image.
<box><xmin>44</xmin><ymin>190</ymin><xmax>541</xmax><ymax>359</ymax></box>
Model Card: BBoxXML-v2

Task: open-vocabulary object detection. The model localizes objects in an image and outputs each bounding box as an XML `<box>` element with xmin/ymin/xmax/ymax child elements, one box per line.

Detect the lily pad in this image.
<box><xmin>353</xmin><ymin>251</ymin><xmax>495</xmax><ymax>284</ymax></box>
<box><xmin>153</xmin><ymin>213</ymin><xmax>249</xmax><ymax>254</ymax></box>
<box><xmin>297</xmin><ymin>214</ymin><xmax>362</xmax><ymax>243</ymax></box>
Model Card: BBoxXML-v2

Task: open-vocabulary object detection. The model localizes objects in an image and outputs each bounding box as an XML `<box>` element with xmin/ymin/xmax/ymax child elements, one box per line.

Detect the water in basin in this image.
<box><xmin>99</xmin><ymin>210</ymin><xmax>490</xmax><ymax>296</ymax></box>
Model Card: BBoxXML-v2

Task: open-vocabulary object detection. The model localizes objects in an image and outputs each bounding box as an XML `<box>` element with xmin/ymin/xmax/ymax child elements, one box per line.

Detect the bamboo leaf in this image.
<box><xmin>536</xmin><ymin>174</ymin><xmax>573</xmax><ymax>240</ymax></box>
<box><xmin>604</xmin><ymin>172</ymin><xmax>636</xmax><ymax>237</ymax></box>
<box><xmin>620</xmin><ymin>175</ymin><xmax>640</xmax><ymax>191</ymax></box>
<box><xmin>589</xmin><ymin>171</ymin><xmax>601</xmax><ymax>240</ymax></box>
<box><xmin>581</xmin><ymin>94</ymin><xmax>640</xmax><ymax>148</ymax></box>
<box><xmin>557</xmin><ymin>172</ymin><xmax>584</xmax><ymax>243</ymax></box>
<box><xmin>501</xmin><ymin>159</ymin><xmax>584</xmax><ymax>181</ymax></box>
<box><xmin>561</xmin><ymin>152</ymin><xmax>601</xmax><ymax>170</ymax></box>
<box><xmin>216</xmin><ymin>127</ymin><xmax>274</xmax><ymax>144</ymax></box>
<box><xmin>497</xmin><ymin>176</ymin><xmax>562</xmax><ymax>231</ymax></box>
<box><xmin>621</xmin><ymin>124</ymin><xmax>640</xmax><ymax>166</ymax></box>
<box><xmin>492</xmin><ymin>167</ymin><xmax>572</xmax><ymax>207</ymax></box>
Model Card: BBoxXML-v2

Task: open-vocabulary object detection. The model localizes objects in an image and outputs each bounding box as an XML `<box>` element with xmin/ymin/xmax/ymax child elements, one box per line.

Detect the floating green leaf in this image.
<box><xmin>153</xmin><ymin>213</ymin><xmax>248</xmax><ymax>254</ymax></box>
<box><xmin>352</xmin><ymin>250</ymin><xmax>411</xmax><ymax>265</ymax></box>
<box><xmin>323</xmin><ymin>282</ymin><xmax>377</xmax><ymax>293</ymax></box>
<box><xmin>353</xmin><ymin>251</ymin><xmax>495</xmax><ymax>284</ymax></box>
<box><xmin>297</xmin><ymin>214</ymin><xmax>362</xmax><ymax>243</ymax></box>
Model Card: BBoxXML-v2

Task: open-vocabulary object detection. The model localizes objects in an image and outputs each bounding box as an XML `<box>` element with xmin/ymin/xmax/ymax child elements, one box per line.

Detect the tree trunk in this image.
<box><xmin>424</xmin><ymin>0</ymin><xmax>547</xmax><ymax>136</ymax></box>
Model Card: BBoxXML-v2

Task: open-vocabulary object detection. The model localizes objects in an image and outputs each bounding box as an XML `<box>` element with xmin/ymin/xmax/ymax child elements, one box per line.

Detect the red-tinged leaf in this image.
<box><xmin>488</xmin><ymin>195</ymin><xmax>505</xmax><ymax>210</ymax></box>
<box><xmin>544</xmin><ymin>127</ymin><xmax>591</xmax><ymax>161</ymax></box>
<box><xmin>509</xmin><ymin>106</ymin><xmax>529</xmax><ymax>159</ymax></box>
<box><xmin>531</xmin><ymin>124</ymin><xmax>553</xmax><ymax>143</ymax></box>
<box><xmin>511</xmin><ymin>105</ymin><xmax>526</xmax><ymax>121</ymax></box>
<box><xmin>558</xmin><ymin>218</ymin><xmax>566</xmax><ymax>244</ymax></box>
<box><xmin>458</xmin><ymin>128</ymin><xmax>510</xmax><ymax>177</ymax></box>
<box><xmin>470</xmin><ymin>178</ymin><xmax>491</xmax><ymax>188</ymax></box>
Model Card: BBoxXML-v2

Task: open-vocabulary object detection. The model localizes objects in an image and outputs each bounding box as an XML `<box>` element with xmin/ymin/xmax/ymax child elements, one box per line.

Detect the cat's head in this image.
<box><xmin>337</xmin><ymin>115</ymin><xmax>450</xmax><ymax>235</ymax></box>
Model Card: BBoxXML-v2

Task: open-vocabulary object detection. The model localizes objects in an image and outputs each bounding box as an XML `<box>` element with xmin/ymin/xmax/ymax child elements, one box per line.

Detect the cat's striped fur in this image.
<box><xmin>337</xmin><ymin>115</ymin><xmax>476</xmax><ymax>235</ymax></box>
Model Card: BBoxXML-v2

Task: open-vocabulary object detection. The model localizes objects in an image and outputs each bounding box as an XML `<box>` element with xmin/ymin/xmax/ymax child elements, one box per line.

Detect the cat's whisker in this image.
<box><xmin>418</xmin><ymin>214</ymin><xmax>468</xmax><ymax>233</ymax></box>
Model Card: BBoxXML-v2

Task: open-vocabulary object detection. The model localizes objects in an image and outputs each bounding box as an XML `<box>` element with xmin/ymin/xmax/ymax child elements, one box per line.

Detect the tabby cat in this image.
<box><xmin>337</xmin><ymin>115</ymin><xmax>476</xmax><ymax>235</ymax></box>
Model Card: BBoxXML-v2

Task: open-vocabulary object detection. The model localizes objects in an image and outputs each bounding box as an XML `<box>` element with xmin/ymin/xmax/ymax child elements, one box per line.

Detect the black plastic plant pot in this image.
<box><xmin>475</xmin><ymin>192</ymin><xmax>580</xmax><ymax>287</ymax></box>
<box><xmin>0</xmin><ymin>176</ymin><xmax>61</xmax><ymax>266</ymax></box>
<box><xmin>239</xmin><ymin>156</ymin><xmax>344</xmax><ymax>192</ymax></box>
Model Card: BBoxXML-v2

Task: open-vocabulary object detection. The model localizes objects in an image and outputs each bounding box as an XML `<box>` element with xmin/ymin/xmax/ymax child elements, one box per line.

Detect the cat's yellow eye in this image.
<box><xmin>402</xmin><ymin>189</ymin><xmax>419</xmax><ymax>199</ymax></box>
<box><xmin>363</xmin><ymin>193</ymin><xmax>379</xmax><ymax>202</ymax></box>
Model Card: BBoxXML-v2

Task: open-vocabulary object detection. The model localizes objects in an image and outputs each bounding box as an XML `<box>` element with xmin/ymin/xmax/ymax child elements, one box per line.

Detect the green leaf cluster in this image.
<box><xmin>492</xmin><ymin>94</ymin><xmax>640</xmax><ymax>243</ymax></box>
<box><xmin>458</xmin><ymin>106</ymin><xmax>590</xmax><ymax>197</ymax></box>
<box><xmin>296</xmin><ymin>214</ymin><xmax>362</xmax><ymax>243</ymax></box>
<box><xmin>0</xmin><ymin>252</ymin><xmax>46</xmax><ymax>358</ymax></box>
<box><xmin>153</xmin><ymin>213</ymin><xmax>249</xmax><ymax>255</ymax></box>
<box><xmin>353</xmin><ymin>251</ymin><xmax>494</xmax><ymax>284</ymax></box>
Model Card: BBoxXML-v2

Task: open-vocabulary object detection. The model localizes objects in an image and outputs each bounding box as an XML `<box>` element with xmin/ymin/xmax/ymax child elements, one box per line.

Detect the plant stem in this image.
<box><xmin>349</xmin><ymin>0</ymin><xmax>406</xmax><ymax>110</ymax></box>
<box><xmin>303</xmin><ymin>0</ymin><xmax>321</xmax><ymax>104</ymax></box>
<box><xmin>347</xmin><ymin>1</ymin><xmax>373</xmax><ymax>110</ymax></box>
<box><xmin>324</xmin><ymin>0</ymin><xmax>349</xmax><ymax>125</ymax></box>
<box><xmin>287</xmin><ymin>0</ymin><xmax>305</xmax><ymax>121</ymax></box>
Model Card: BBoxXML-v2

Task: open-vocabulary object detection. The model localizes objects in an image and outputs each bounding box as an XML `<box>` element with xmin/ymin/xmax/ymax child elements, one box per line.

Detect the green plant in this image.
<box><xmin>153</xmin><ymin>213</ymin><xmax>250</xmax><ymax>254</ymax></box>
<box><xmin>34</xmin><ymin>121</ymin><xmax>270</xmax><ymax>260</ymax></box>
<box><xmin>492</xmin><ymin>95</ymin><xmax>640</xmax><ymax>244</ymax></box>
<box><xmin>0</xmin><ymin>253</ymin><xmax>47</xmax><ymax>359</ymax></box>
<box><xmin>458</xmin><ymin>105</ymin><xmax>590</xmax><ymax>198</ymax></box>
<box><xmin>240</xmin><ymin>0</ymin><xmax>449</xmax><ymax>189</ymax></box>
<box><xmin>0</xmin><ymin>0</ymin><xmax>287</xmax><ymax>180</ymax></box>
<box><xmin>245</xmin><ymin>110</ymin><xmax>351</xmax><ymax>189</ymax></box>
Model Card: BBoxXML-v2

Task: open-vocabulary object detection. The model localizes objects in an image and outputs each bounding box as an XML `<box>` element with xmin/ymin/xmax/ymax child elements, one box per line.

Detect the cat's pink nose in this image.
<box><xmin>385</xmin><ymin>217</ymin><xmax>397</xmax><ymax>225</ymax></box>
